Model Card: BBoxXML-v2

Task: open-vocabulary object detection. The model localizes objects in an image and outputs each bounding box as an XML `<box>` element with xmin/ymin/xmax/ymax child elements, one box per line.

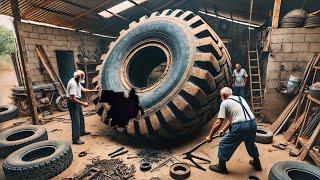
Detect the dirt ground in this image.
<box><xmin>0</xmin><ymin>70</ymin><xmax>18</xmax><ymax>105</ymax></box>
<box><xmin>0</xmin><ymin>106</ymin><xmax>299</xmax><ymax>180</ymax></box>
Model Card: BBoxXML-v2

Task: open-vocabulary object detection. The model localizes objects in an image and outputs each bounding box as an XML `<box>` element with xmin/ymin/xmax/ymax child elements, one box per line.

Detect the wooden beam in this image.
<box><xmin>22</xmin><ymin>0</ymin><xmax>56</xmax><ymax>18</ymax></box>
<box><xmin>10</xmin><ymin>0</ymin><xmax>39</xmax><ymax>125</ymax></box>
<box><xmin>272</xmin><ymin>0</ymin><xmax>281</xmax><ymax>28</ymax></box>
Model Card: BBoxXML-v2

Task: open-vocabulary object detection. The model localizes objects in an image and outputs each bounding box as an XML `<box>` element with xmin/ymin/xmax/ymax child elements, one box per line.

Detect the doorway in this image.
<box><xmin>56</xmin><ymin>51</ymin><xmax>75</xmax><ymax>87</ymax></box>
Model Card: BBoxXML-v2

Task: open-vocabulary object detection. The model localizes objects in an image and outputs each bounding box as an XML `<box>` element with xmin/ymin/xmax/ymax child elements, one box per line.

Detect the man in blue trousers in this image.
<box><xmin>67</xmin><ymin>70</ymin><xmax>97</xmax><ymax>145</ymax></box>
<box><xmin>206</xmin><ymin>87</ymin><xmax>262</xmax><ymax>174</ymax></box>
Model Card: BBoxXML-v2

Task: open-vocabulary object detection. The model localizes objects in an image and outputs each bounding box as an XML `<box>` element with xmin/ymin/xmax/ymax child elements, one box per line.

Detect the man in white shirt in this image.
<box><xmin>67</xmin><ymin>70</ymin><xmax>97</xmax><ymax>145</ymax></box>
<box><xmin>206</xmin><ymin>87</ymin><xmax>261</xmax><ymax>174</ymax></box>
<box><xmin>232</xmin><ymin>64</ymin><xmax>248</xmax><ymax>97</ymax></box>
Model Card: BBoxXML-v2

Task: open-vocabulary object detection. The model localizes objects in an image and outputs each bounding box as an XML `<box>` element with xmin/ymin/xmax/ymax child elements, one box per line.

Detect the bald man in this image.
<box><xmin>67</xmin><ymin>70</ymin><xmax>96</xmax><ymax>144</ymax></box>
<box><xmin>232</xmin><ymin>64</ymin><xmax>248</xmax><ymax>97</ymax></box>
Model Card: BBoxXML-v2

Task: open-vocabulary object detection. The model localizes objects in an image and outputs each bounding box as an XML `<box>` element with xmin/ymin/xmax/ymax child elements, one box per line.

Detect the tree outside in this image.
<box><xmin>0</xmin><ymin>25</ymin><xmax>15</xmax><ymax>71</ymax></box>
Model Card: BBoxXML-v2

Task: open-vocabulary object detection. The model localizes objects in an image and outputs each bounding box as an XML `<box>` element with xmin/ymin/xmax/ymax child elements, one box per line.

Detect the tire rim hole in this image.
<box><xmin>22</xmin><ymin>146</ymin><xmax>56</xmax><ymax>162</ymax></box>
<box><xmin>0</xmin><ymin>107</ymin><xmax>8</xmax><ymax>112</ymax></box>
<box><xmin>127</xmin><ymin>44</ymin><xmax>169</xmax><ymax>90</ymax></box>
<box><xmin>173</xmin><ymin>166</ymin><xmax>187</xmax><ymax>173</ymax></box>
<box><xmin>6</xmin><ymin>130</ymin><xmax>35</xmax><ymax>141</ymax></box>
<box><xmin>287</xmin><ymin>169</ymin><xmax>320</xmax><ymax>180</ymax></box>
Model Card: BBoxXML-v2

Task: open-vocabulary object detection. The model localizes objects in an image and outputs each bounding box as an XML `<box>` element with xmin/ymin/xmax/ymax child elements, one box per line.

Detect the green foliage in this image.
<box><xmin>0</xmin><ymin>26</ymin><xmax>14</xmax><ymax>56</ymax></box>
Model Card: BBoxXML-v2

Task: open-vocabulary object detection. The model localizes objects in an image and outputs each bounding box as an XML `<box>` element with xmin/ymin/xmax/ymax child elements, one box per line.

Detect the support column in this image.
<box><xmin>10</xmin><ymin>0</ymin><xmax>39</xmax><ymax>124</ymax></box>
<box><xmin>272</xmin><ymin>0</ymin><xmax>282</xmax><ymax>28</ymax></box>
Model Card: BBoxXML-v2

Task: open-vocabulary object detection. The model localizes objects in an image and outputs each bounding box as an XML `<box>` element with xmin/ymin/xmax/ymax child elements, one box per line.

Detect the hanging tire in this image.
<box><xmin>268</xmin><ymin>161</ymin><xmax>320</xmax><ymax>180</ymax></box>
<box><xmin>0</xmin><ymin>105</ymin><xmax>18</xmax><ymax>123</ymax></box>
<box><xmin>55</xmin><ymin>95</ymin><xmax>68</xmax><ymax>112</ymax></box>
<box><xmin>92</xmin><ymin>9</ymin><xmax>232</xmax><ymax>139</ymax></box>
<box><xmin>3</xmin><ymin>140</ymin><xmax>73</xmax><ymax>180</ymax></box>
<box><xmin>255</xmin><ymin>127</ymin><xmax>273</xmax><ymax>144</ymax></box>
<box><xmin>0</xmin><ymin>125</ymin><xmax>48</xmax><ymax>158</ymax></box>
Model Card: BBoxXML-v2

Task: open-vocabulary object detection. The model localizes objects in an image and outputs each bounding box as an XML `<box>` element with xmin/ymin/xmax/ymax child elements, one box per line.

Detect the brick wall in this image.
<box><xmin>264</xmin><ymin>27</ymin><xmax>320</xmax><ymax>123</ymax></box>
<box><xmin>19</xmin><ymin>22</ymin><xmax>109</xmax><ymax>84</ymax></box>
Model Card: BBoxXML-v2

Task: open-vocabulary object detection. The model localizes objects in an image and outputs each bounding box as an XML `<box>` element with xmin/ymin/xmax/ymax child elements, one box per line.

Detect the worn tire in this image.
<box><xmin>0</xmin><ymin>105</ymin><xmax>18</xmax><ymax>123</ymax></box>
<box><xmin>55</xmin><ymin>95</ymin><xmax>68</xmax><ymax>112</ymax></box>
<box><xmin>0</xmin><ymin>125</ymin><xmax>48</xmax><ymax>158</ymax></box>
<box><xmin>268</xmin><ymin>161</ymin><xmax>320</xmax><ymax>180</ymax></box>
<box><xmin>93</xmin><ymin>9</ymin><xmax>232</xmax><ymax>139</ymax></box>
<box><xmin>3</xmin><ymin>140</ymin><xmax>73</xmax><ymax>180</ymax></box>
<box><xmin>170</xmin><ymin>163</ymin><xmax>191</xmax><ymax>180</ymax></box>
<box><xmin>255</xmin><ymin>127</ymin><xmax>273</xmax><ymax>144</ymax></box>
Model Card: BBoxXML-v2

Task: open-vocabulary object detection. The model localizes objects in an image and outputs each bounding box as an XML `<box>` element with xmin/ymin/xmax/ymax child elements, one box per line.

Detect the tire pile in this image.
<box><xmin>0</xmin><ymin>126</ymin><xmax>73</xmax><ymax>179</ymax></box>
<box><xmin>305</xmin><ymin>14</ymin><xmax>320</xmax><ymax>28</ymax></box>
<box><xmin>280</xmin><ymin>9</ymin><xmax>307</xmax><ymax>28</ymax></box>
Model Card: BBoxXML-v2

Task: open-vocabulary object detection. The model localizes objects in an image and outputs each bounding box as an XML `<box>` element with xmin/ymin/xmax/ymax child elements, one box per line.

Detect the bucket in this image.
<box><xmin>287</xmin><ymin>75</ymin><xmax>301</xmax><ymax>91</ymax></box>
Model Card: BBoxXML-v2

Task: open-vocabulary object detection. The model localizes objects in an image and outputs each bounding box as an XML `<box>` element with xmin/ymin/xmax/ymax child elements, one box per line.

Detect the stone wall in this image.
<box><xmin>264</xmin><ymin>27</ymin><xmax>320</xmax><ymax>123</ymax></box>
<box><xmin>19</xmin><ymin>22</ymin><xmax>110</xmax><ymax>84</ymax></box>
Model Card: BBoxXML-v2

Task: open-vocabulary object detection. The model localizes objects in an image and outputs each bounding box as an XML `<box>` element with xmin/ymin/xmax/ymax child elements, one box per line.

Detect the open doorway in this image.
<box><xmin>56</xmin><ymin>51</ymin><xmax>75</xmax><ymax>87</ymax></box>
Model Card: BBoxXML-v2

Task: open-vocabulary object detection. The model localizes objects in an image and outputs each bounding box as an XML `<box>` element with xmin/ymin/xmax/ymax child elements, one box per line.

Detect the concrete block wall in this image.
<box><xmin>19</xmin><ymin>23</ymin><xmax>108</xmax><ymax>84</ymax></box>
<box><xmin>264</xmin><ymin>27</ymin><xmax>320</xmax><ymax>123</ymax></box>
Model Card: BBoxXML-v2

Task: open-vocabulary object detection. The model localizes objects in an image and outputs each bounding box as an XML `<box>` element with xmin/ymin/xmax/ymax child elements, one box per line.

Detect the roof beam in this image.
<box><xmin>22</xmin><ymin>0</ymin><xmax>56</xmax><ymax>18</ymax></box>
<box><xmin>128</xmin><ymin>0</ymin><xmax>150</xmax><ymax>13</ymax></box>
<box><xmin>56</xmin><ymin>0</ymin><xmax>91</xmax><ymax>10</ymax></box>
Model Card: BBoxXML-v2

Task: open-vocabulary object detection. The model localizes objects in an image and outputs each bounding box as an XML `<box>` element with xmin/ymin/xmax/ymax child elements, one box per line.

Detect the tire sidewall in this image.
<box><xmin>100</xmin><ymin>17</ymin><xmax>196</xmax><ymax>113</ymax></box>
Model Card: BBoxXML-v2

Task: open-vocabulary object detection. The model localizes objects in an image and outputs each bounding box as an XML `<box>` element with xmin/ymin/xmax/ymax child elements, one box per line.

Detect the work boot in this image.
<box><xmin>249</xmin><ymin>158</ymin><xmax>262</xmax><ymax>171</ymax></box>
<box><xmin>72</xmin><ymin>139</ymin><xmax>84</xmax><ymax>145</ymax></box>
<box><xmin>209</xmin><ymin>160</ymin><xmax>228</xmax><ymax>174</ymax></box>
<box><xmin>80</xmin><ymin>131</ymin><xmax>91</xmax><ymax>136</ymax></box>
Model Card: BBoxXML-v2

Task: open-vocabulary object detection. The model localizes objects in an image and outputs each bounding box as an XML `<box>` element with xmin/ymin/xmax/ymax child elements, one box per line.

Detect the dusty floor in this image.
<box><xmin>0</xmin><ymin>106</ymin><xmax>299</xmax><ymax>180</ymax></box>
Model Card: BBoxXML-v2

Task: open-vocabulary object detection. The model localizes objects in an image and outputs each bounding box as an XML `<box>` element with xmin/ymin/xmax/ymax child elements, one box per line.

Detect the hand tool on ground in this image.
<box><xmin>182</xmin><ymin>134</ymin><xmax>219</xmax><ymax>171</ymax></box>
<box><xmin>150</xmin><ymin>157</ymin><xmax>174</xmax><ymax>172</ymax></box>
<box><xmin>108</xmin><ymin>146</ymin><xmax>125</xmax><ymax>156</ymax></box>
<box><xmin>110</xmin><ymin>150</ymin><xmax>129</xmax><ymax>158</ymax></box>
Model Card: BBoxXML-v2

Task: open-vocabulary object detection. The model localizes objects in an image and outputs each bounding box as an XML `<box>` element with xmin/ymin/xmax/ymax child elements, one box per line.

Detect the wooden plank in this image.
<box><xmin>35</xmin><ymin>45</ymin><xmax>66</xmax><ymax>95</ymax></box>
<box><xmin>272</xmin><ymin>0</ymin><xmax>282</xmax><ymax>28</ymax></box>
<box><xmin>270</xmin><ymin>95</ymin><xmax>299</xmax><ymax>133</ymax></box>
<box><xmin>22</xmin><ymin>0</ymin><xmax>56</xmax><ymax>18</ymax></box>
<box><xmin>11</xmin><ymin>0</ymin><xmax>39</xmax><ymax>125</ymax></box>
<box><xmin>284</xmin><ymin>112</ymin><xmax>305</xmax><ymax>141</ymax></box>
<box><xmin>309</xmin><ymin>150</ymin><xmax>320</xmax><ymax>167</ymax></box>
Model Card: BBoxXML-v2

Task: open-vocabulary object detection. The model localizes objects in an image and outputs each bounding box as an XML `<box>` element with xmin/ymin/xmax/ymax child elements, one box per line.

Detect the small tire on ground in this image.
<box><xmin>170</xmin><ymin>163</ymin><xmax>191</xmax><ymax>180</ymax></box>
<box><xmin>255</xmin><ymin>127</ymin><xmax>273</xmax><ymax>144</ymax></box>
<box><xmin>55</xmin><ymin>95</ymin><xmax>68</xmax><ymax>112</ymax></box>
<box><xmin>0</xmin><ymin>125</ymin><xmax>48</xmax><ymax>158</ymax></box>
<box><xmin>0</xmin><ymin>105</ymin><xmax>18</xmax><ymax>123</ymax></box>
<box><xmin>140</xmin><ymin>162</ymin><xmax>152</xmax><ymax>171</ymax></box>
<box><xmin>268</xmin><ymin>161</ymin><xmax>320</xmax><ymax>180</ymax></box>
<box><xmin>3</xmin><ymin>140</ymin><xmax>73</xmax><ymax>180</ymax></box>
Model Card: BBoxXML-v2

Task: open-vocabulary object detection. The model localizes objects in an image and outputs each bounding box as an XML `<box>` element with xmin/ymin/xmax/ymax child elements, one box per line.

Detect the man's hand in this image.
<box><xmin>219</xmin><ymin>130</ymin><xmax>225</xmax><ymax>137</ymax></box>
<box><xmin>206</xmin><ymin>135</ymin><xmax>212</xmax><ymax>143</ymax></box>
<box><xmin>82</xmin><ymin>102</ymin><xmax>89</xmax><ymax>107</ymax></box>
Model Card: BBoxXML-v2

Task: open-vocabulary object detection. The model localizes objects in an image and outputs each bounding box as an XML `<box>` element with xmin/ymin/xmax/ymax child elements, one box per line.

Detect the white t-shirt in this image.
<box><xmin>232</xmin><ymin>68</ymin><xmax>248</xmax><ymax>87</ymax></box>
<box><xmin>66</xmin><ymin>78</ymin><xmax>84</xmax><ymax>98</ymax></box>
<box><xmin>217</xmin><ymin>95</ymin><xmax>255</xmax><ymax>124</ymax></box>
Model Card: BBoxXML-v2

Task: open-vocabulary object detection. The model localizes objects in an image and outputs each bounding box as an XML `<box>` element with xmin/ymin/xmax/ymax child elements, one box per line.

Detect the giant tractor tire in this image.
<box><xmin>93</xmin><ymin>9</ymin><xmax>232</xmax><ymax>139</ymax></box>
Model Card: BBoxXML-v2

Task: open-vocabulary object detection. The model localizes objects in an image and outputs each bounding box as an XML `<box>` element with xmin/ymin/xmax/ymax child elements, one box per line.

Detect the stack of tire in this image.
<box><xmin>0</xmin><ymin>126</ymin><xmax>73</xmax><ymax>179</ymax></box>
<box><xmin>92</xmin><ymin>9</ymin><xmax>232</xmax><ymax>139</ymax></box>
<box><xmin>305</xmin><ymin>14</ymin><xmax>320</xmax><ymax>28</ymax></box>
<box><xmin>280</xmin><ymin>9</ymin><xmax>307</xmax><ymax>28</ymax></box>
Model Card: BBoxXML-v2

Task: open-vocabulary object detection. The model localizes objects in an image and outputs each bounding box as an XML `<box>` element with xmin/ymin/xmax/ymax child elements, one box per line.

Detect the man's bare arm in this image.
<box><xmin>208</xmin><ymin>118</ymin><xmax>223</xmax><ymax>138</ymax></box>
<box><xmin>70</xmin><ymin>95</ymin><xmax>88</xmax><ymax>106</ymax></box>
<box><xmin>82</xmin><ymin>88</ymin><xmax>99</xmax><ymax>92</ymax></box>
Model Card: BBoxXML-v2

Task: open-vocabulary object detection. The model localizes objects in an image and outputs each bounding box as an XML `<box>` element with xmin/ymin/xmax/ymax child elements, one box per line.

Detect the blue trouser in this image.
<box><xmin>218</xmin><ymin>120</ymin><xmax>259</xmax><ymax>162</ymax></box>
<box><xmin>67</xmin><ymin>100</ymin><xmax>85</xmax><ymax>140</ymax></box>
<box><xmin>233</xmin><ymin>86</ymin><xmax>245</xmax><ymax>97</ymax></box>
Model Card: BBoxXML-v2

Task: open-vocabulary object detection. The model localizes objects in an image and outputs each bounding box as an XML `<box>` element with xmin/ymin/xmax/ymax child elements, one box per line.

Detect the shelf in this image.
<box><xmin>307</xmin><ymin>94</ymin><xmax>320</xmax><ymax>105</ymax></box>
<box><xmin>309</xmin><ymin>150</ymin><xmax>320</xmax><ymax>167</ymax></box>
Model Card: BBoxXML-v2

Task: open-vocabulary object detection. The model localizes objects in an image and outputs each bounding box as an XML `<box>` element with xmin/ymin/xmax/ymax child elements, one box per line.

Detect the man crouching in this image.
<box><xmin>206</xmin><ymin>87</ymin><xmax>262</xmax><ymax>174</ymax></box>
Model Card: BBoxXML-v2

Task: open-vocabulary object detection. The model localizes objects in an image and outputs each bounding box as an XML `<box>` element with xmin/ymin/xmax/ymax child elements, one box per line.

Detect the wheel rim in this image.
<box><xmin>286</xmin><ymin>168</ymin><xmax>320</xmax><ymax>180</ymax></box>
<box><xmin>121</xmin><ymin>41</ymin><xmax>172</xmax><ymax>93</ymax></box>
<box><xmin>21</xmin><ymin>145</ymin><xmax>56</xmax><ymax>162</ymax></box>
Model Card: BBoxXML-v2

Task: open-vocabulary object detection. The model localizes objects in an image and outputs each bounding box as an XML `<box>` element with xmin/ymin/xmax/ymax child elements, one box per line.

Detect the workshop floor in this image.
<box><xmin>0</xmin><ymin>106</ymin><xmax>298</xmax><ymax>180</ymax></box>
